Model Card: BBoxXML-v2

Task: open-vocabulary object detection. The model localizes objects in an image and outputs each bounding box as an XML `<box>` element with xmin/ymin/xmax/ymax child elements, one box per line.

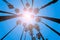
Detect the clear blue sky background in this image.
<box><xmin>0</xmin><ymin>0</ymin><xmax>60</xmax><ymax>40</ymax></box>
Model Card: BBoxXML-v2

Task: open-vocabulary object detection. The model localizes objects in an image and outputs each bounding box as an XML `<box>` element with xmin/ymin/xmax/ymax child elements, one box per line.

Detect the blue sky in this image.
<box><xmin>0</xmin><ymin>0</ymin><xmax>60</xmax><ymax>40</ymax></box>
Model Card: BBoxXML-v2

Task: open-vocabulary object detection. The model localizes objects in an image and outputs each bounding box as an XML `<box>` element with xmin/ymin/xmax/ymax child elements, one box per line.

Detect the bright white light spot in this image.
<box><xmin>21</xmin><ymin>11</ymin><xmax>34</xmax><ymax>24</ymax></box>
<box><xmin>22</xmin><ymin>14</ymin><xmax>33</xmax><ymax>22</ymax></box>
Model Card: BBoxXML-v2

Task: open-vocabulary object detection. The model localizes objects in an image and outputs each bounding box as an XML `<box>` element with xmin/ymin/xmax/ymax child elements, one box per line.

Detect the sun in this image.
<box><xmin>22</xmin><ymin>13</ymin><xmax>33</xmax><ymax>21</ymax></box>
<box><xmin>19</xmin><ymin>9</ymin><xmax>35</xmax><ymax>24</ymax></box>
